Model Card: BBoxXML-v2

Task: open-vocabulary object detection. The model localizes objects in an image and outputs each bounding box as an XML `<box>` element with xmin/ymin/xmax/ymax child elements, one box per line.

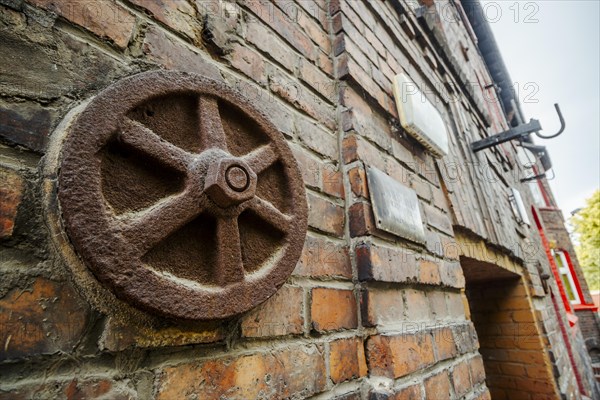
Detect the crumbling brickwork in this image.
<box><xmin>0</xmin><ymin>0</ymin><xmax>598</xmax><ymax>399</ymax></box>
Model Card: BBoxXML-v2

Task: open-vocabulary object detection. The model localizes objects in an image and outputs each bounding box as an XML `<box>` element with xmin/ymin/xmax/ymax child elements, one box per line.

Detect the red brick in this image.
<box><xmin>452</xmin><ymin>361</ymin><xmax>472</xmax><ymax>397</ymax></box>
<box><xmin>291</xmin><ymin>144</ymin><xmax>321</xmax><ymax>188</ymax></box>
<box><xmin>156</xmin><ymin>344</ymin><xmax>326</xmax><ymax>399</ymax></box>
<box><xmin>469</xmin><ymin>355</ymin><xmax>487</xmax><ymax>384</ymax></box>
<box><xmin>317</xmin><ymin>49</ymin><xmax>334</xmax><ymax>76</ymax></box>
<box><xmin>142</xmin><ymin>26</ymin><xmax>223</xmax><ymax>81</ymax></box>
<box><xmin>27</xmin><ymin>0</ymin><xmax>136</xmax><ymax>49</ymax></box>
<box><xmin>229</xmin><ymin>42</ymin><xmax>266</xmax><ymax>84</ymax></box>
<box><xmin>311</xmin><ymin>288</ymin><xmax>357</xmax><ymax>332</ymax></box>
<box><xmin>433</xmin><ymin>327</ymin><xmax>457</xmax><ymax>361</ymax></box>
<box><xmin>382</xmin><ymin>384</ymin><xmax>423</xmax><ymax>400</ymax></box>
<box><xmin>329</xmin><ymin>338</ymin><xmax>367</xmax><ymax>383</ymax></box>
<box><xmin>440</xmin><ymin>260</ymin><xmax>466</xmax><ymax>289</ymax></box>
<box><xmin>424</xmin><ymin>371</ymin><xmax>451</xmax><ymax>400</ymax></box>
<box><xmin>0</xmin><ymin>378</ymin><xmax>131</xmax><ymax>400</ymax></box>
<box><xmin>0</xmin><ymin>167</ymin><xmax>24</xmax><ymax>239</ymax></box>
<box><xmin>366</xmin><ymin>333</ymin><xmax>435</xmax><ymax>379</ymax></box>
<box><xmin>246</xmin><ymin>20</ymin><xmax>299</xmax><ymax>73</ymax></box>
<box><xmin>298</xmin><ymin>59</ymin><xmax>335</xmax><ymax>101</ymax></box>
<box><xmin>307</xmin><ymin>193</ymin><xmax>345</xmax><ymax>237</ymax></box>
<box><xmin>296</xmin><ymin>9</ymin><xmax>330</xmax><ymax>53</ymax></box>
<box><xmin>129</xmin><ymin>0</ymin><xmax>199</xmax><ymax>42</ymax></box>
<box><xmin>348</xmin><ymin>165</ymin><xmax>368</xmax><ymax>198</ymax></box>
<box><xmin>244</xmin><ymin>0</ymin><xmax>315</xmax><ymax>60</ymax></box>
<box><xmin>269</xmin><ymin>71</ymin><xmax>336</xmax><ymax>130</ymax></box>
<box><xmin>295</xmin><ymin>234</ymin><xmax>352</xmax><ymax>279</ymax></box>
<box><xmin>423</xmin><ymin>203</ymin><xmax>453</xmax><ymax>236</ymax></box>
<box><xmin>405</xmin><ymin>289</ymin><xmax>432</xmax><ymax>321</ymax></box>
<box><xmin>342</xmin><ymin>135</ymin><xmax>387</xmax><ymax>172</ymax></box>
<box><xmin>241</xmin><ymin>286</ymin><xmax>304</xmax><ymax>338</ymax></box>
<box><xmin>0</xmin><ymin>278</ymin><xmax>89</xmax><ymax>360</ymax></box>
<box><xmin>445</xmin><ymin>292</ymin><xmax>466</xmax><ymax>319</ymax></box>
<box><xmin>356</xmin><ymin>242</ymin><xmax>418</xmax><ymax>283</ymax></box>
<box><xmin>349</xmin><ymin>202</ymin><xmax>376</xmax><ymax>237</ymax></box>
<box><xmin>322</xmin><ymin>164</ymin><xmax>345</xmax><ymax>199</ymax></box>
<box><xmin>361</xmin><ymin>288</ymin><xmax>404</xmax><ymax>327</ymax></box>
<box><xmin>296</xmin><ymin>117</ymin><xmax>337</xmax><ymax>160</ymax></box>
<box><xmin>418</xmin><ymin>259</ymin><xmax>441</xmax><ymax>285</ymax></box>
<box><xmin>428</xmin><ymin>290</ymin><xmax>448</xmax><ymax>320</ymax></box>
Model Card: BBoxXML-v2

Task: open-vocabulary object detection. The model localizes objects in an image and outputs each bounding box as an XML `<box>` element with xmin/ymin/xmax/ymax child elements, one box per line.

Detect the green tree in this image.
<box><xmin>571</xmin><ymin>190</ymin><xmax>600</xmax><ymax>291</ymax></box>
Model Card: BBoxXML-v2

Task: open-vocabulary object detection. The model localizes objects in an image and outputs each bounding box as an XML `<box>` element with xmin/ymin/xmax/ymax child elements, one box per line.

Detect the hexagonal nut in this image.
<box><xmin>204</xmin><ymin>158</ymin><xmax>257</xmax><ymax>208</ymax></box>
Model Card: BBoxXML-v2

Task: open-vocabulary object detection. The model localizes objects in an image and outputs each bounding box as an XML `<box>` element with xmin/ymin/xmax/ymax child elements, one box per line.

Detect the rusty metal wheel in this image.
<box><xmin>58</xmin><ymin>71</ymin><xmax>307</xmax><ymax>320</ymax></box>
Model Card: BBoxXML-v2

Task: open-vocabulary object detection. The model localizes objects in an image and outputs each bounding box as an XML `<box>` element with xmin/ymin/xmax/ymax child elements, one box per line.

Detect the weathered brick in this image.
<box><xmin>452</xmin><ymin>361</ymin><xmax>472</xmax><ymax>397</ymax></box>
<box><xmin>129</xmin><ymin>0</ymin><xmax>200</xmax><ymax>43</ymax></box>
<box><xmin>428</xmin><ymin>290</ymin><xmax>448</xmax><ymax>320</ymax></box>
<box><xmin>349</xmin><ymin>202</ymin><xmax>376</xmax><ymax>237</ymax></box>
<box><xmin>356</xmin><ymin>242</ymin><xmax>418</xmax><ymax>283</ymax></box>
<box><xmin>361</xmin><ymin>288</ymin><xmax>404</xmax><ymax>327</ymax></box>
<box><xmin>143</xmin><ymin>25</ymin><xmax>223</xmax><ymax>81</ymax></box>
<box><xmin>156</xmin><ymin>344</ymin><xmax>326</xmax><ymax>399</ymax></box>
<box><xmin>295</xmin><ymin>234</ymin><xmax>352</xmax><ymax>279</ymax></box>
<box><xmin>0</xmin><ymin>101</ymin><xmax>55</xmax><ymax>153</ymax></box>
<box><xmin>269</xmin><ymin>71</ymin><xmax>336</xmax><ymax>130</ymax></box>
<box><xmin>445</xmin><ymin>292</ymin><xmax>466</xmax><ymax>319</ymax></box>
<box><xmin>100</xmin><ymin>317</ymin><xmax>224</xmax><ymax>351</ymax></box>
<box><xmin>0</xmin><ymin>278</ymin><xmax>89</xmax><ymax>360</ymax></box>
<box><xmin>244</xmin><ymin>0</ymin><xmax>315</xmax><ymax>60</ymax></box>
<box><xmin>317</xmin><ymin>49</ymin><xmax>334</xmax><ymax>76</ymax></box>
<box><xmin>440</xmin><ymin>260</ymin><xmax>466</xmax><ymax>289</ymax></box>
<box><xmin>296</xmin><ymin>7</ymin><xmax>330</xmax><ymax>53</ymax></box>
<box><xmin>418</xmin><ymin>259</ymin><xmax>441</xmax><ymax>285</ymax></box>
<box><xmin>246</xmin><ymin>19</ymin><xmax>299</xmax><ymax>73</ymax></box>
<box><xmin>311</xmin><ymin>288</ymin><xmax>357</xmax><ymax>332</ymax></box>
<box><xmin>453</xmin><ymin>323</ymin><xmax>479</xmax><ymax>354</ymax></box>
<box><xmin>241</xmin><ymin>286</ymin><xmax>304</xmax><ymax>338</ymax></box>
<box><xmin>27</xmin><ymin>0</ymin><xmax>136</xmax><ymax>49</ymax></box>
<box><xmin>229</xmin><ymin>42</ymin><xmax>267</xmax><ymax>84</ymax></box>
<box><xmin>322</xmin><ymin>164</ymin><xmax>345</xmax><ymax>199</ymax></box>
<box><xmin>423</xmin><ymin>203</ymin><xmax>453</xmax><ymax>236</ymax></box>
<box><xmin>0</xmin><ymin>167</ymin><xmax>24</xmax><ymax>239</ymax></box>
<box><xmin>291</xmin><ymin>144</ymin><xmax>321</xmax><ymax>188</ymax></box>
<box><xmin>342</xmin><ymin>135</ymin><xmax>387</xmax><ymax>172</ymax></box>
<box><xmin>329</xmin><ymin>337</ymin><xmax>367</xmax><ymax>383</ymax></box>
<box><xmin>298</xmin><ymin>58</ymin><xmax>335</xmax><ymax>100</ymax></box>
<box><xmin>307</xmin><ymin>192</ymin><xmax>344</xmax><ymax>237</ymax></box>
<box><xmin>369</xmin><ymin>384</ymin><xmax>422</xmax><ymax>400</ymax></box>
<box><xmin>405</xmin><ymin>289</ymin><xmax>432</xmax><ymax>321</ymax></box>
<box><xmin>424</xmin><ymin>371</ymin><xmax>451</xmax><ymax>400</ymax></box>
<box><xmin>0</xmin><ymin>378</ymin><xmax>133</xmax><ymax>400</ymax></box>
<box><xmin>296</xmin><ymin>117</ymin><xmax>337</xmax><ymax>160</ymax></box>
<box><xmin>366</xmin><ymin>333</ymin><xmax>435</xmax><ymax>379</ymax></box>
<box><xmin>348</xmin><ymin>165</ymin><xmax>368</xmax><ymax>198</ymax></box>
<box><xmin>433</xmin><ymin>327</ymin><xmax>457</xmax><ymax>361</ymax></box>
<box><xmin>469</xmin><ymin>355</ymin><xmax>487</xmax><ymax>384</ymax></box>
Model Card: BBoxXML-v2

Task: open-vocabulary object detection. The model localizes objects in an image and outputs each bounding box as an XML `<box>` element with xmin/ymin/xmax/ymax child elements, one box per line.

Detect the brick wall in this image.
<box><xmin>0</xmin><ymin>0</ymin><xmax>597</xmax><ymax>399</ymax></box>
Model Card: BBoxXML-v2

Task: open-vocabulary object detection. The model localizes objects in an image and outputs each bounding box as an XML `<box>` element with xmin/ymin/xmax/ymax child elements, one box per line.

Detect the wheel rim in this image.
<box><xmin>58</xmin><ymin>71</ymin><xmax>308</xmax><ymax>320</ymax></box>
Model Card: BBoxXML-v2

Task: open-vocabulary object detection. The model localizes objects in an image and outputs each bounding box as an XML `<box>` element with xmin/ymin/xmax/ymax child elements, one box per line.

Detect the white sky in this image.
<box><xmin>481</xmin><ymin>0</ymin><xmax>600</xmax><ymax>217</ymax></box>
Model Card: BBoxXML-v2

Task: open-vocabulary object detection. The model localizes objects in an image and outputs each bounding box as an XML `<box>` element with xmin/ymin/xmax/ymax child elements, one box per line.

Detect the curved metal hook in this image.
<box><xmin>535</xmin><ymin>103</ymin><xmax>565</xmax><ymax>139</ymax></box>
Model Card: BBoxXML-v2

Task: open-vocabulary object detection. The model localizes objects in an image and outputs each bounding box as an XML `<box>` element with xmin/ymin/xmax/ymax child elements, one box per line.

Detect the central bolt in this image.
<box><xmin>225</xmin><ymin>165</ymin><xmax>249</xmax><ymax>192</ymax></box>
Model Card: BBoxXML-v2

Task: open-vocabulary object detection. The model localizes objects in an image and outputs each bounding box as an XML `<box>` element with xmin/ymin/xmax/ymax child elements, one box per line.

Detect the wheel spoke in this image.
<box><xmin>243</xmin><ymin>145</ymin><xmax>278</xmax><ymax>174</ymax></box>
<box><xmin>249</xmin><ymin>197</ymin><xmax>291</xmax><ymax>234</ymax></box>
<box><xmin>216</xmin><ymin>216</ymin><xmax>245</xmax><ymax>285</ymax></box>
<box><xmin>120</xmin><ymin>191</ymin><xmax>200</xmax><ymax>255</ymax></box>
<box><xmin>119</xmin><ymin>118</ymin><xmax>192</xmax><ymax>172</ymax></box>
<box><xmin>198</xmin><ymin>96</ymin><xmax>228</xmax><ymax>150</ymax></box>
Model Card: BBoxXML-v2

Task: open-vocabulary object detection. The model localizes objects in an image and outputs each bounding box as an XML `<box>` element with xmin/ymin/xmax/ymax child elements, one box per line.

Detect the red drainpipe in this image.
<box><xmin>532</xmin><ymin>207</ymin><xmax>586</xmax><ymax>395</ymax></box>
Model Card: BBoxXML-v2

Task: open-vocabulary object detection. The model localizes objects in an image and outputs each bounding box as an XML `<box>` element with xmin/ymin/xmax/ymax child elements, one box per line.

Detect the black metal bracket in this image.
<box><xmin>471</xmin><ymin>103</ymin><xmax>565</xmax><ymax>153</ymax></box>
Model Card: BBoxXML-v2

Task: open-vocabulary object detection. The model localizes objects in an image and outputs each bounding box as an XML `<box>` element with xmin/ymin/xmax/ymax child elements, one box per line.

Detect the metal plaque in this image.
<box><xmin>366</xmin><ymin>166</ymin><xmax>426</xmax><ymax>243</ymax></box>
